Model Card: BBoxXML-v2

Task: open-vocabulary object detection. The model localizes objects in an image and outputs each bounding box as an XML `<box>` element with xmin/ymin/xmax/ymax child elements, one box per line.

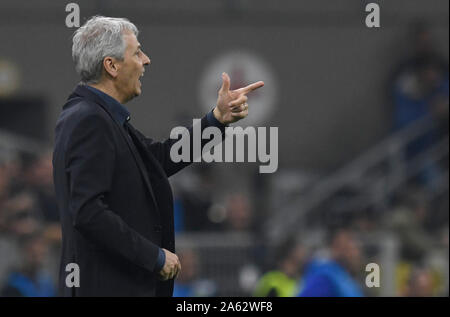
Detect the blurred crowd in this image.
<box><xmin>389</xmin><ymin>22</ymin><xmax>449</xmax><ymax>193</ymax></box>
<box><xmin>0</xmin><ymin>22</ymin><xmax>448</xmax><ymax>297</ymax></box>
<box><xmin>0</xmin><ymin>150</ymin><xmax>60</xmax><ymax>296</ymax></box>
<box><xmin>172</xmin><ymin>22</ymin><xmax>449</xmax><ymax>297</ymax></box>
<box><xmin>177</xmin><ymin>22</ymin><xmax>449</xmax><ymax>297</ymax></box>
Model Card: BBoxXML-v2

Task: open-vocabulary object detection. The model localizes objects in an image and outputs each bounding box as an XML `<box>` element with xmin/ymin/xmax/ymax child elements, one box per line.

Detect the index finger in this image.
<box><xmin>235</xmin><ymin>81</ymin><xmax>264</xmax><ymax>95</ymax></box>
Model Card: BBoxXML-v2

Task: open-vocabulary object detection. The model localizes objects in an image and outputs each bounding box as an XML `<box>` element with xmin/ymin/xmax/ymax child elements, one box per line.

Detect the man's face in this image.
<box><xmin>332</xmin><ymin>231</ymin><xmax>362</xmax><ymax>274</ymax></box>
<box><xmin>115</xmin><ymin>31</ymin><xmax>150</xmax><ymax>103</ymax></box>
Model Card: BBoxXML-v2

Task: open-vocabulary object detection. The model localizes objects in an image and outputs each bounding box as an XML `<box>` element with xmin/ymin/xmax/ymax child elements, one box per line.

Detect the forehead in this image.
<box><xmin>123</xmin><ymin>31</ymin><xmax>140</xmax><ymax>50</ymax></box>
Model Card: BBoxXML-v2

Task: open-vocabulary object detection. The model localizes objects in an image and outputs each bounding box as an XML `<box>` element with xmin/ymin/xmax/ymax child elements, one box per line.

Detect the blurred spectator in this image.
<box><xmin>21</xmin><ymin>151</ymin><xmax>59</xmax><ymax>223</ymax></box>
<box><xmin>1</xmin><ymin>230</ymin><xmax>55</xmax><ymax>297</ymax></box>
<box><xmin>253</xmin><ymin>239</ymin><xmax>306</xmax><ymax>297</ymax></box>
<box><xmin>297</xmin><ymin>229</ymin><xmax>364</xmax><ymax>297</ymax></box>
<box><xmin>1</xmin><ymin>188</ymin><xmax>60</xmax><ymax>243</ymax></box>
<box><xmin>173</xmin><ymin>248</ymin><xmax>217</xmax><ymax>297</ymax></box>
<box><xmin>390</xmin><ymin>21</ymin><xmax>448</xmax><ymax>131</ymax></box>
<box><xmin>402</xmin><ymin>267</ymin><xmax>436</xmax><ymax>297</ymax></box>
<box><xmin>224</xmin><ymin>193</ymin><xmax>254</xmax><ymax>232</ymax></box>
<box><xmin>1</xmin><ymin>191</ymin><xmax>41</xmax><ymax>236</ymax></box>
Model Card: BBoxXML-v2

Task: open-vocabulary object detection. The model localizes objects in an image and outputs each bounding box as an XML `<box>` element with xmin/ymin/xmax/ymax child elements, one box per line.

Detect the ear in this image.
<box><xmin>103</xmin><ymin>56</ymin><xmax>120</xmax><ymax>79</ymax></box>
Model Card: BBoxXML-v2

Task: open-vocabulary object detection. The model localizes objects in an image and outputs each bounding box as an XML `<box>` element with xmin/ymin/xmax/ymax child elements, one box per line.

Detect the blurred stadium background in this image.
<box><xmin>0</xmin><ymin>0</ymin><xmax>448</xmax><ymax>296</ymax></box>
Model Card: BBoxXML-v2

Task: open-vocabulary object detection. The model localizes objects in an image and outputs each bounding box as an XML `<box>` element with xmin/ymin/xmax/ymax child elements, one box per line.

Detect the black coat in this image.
<box><xmin>52</xmin><ymin>85</ymin><xmax>224</xmax><ymax>296</ymax></box>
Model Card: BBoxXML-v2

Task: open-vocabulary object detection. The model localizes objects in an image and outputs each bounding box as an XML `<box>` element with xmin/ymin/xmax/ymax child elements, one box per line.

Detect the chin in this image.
<box><xmin>124</xmin><ymin>90</ymin><xmax>140</xmax><ymax>103</ymax></box>
<box><xmin>136</xmin><ymin>85</ymin><xmax>142</xmax><ymax>95</ymax></box>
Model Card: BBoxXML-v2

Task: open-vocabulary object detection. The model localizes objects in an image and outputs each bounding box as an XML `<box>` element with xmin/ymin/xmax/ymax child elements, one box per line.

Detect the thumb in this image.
<box><xmin>219</xmin><ymin>72</ymin><xmax>230</xmax><ymax>94</ymax></box>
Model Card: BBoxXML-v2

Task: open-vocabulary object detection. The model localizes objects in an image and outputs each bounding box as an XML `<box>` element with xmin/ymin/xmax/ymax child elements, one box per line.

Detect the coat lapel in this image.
<box><xmin>124</xmin><ymin>123</ymin><xmax>167</xmax><ymax>179</ymax></box>
<box><xmin>121</xmin><ymin>123</ymin><xmax>161</xmax><ymax>214</ymax></box>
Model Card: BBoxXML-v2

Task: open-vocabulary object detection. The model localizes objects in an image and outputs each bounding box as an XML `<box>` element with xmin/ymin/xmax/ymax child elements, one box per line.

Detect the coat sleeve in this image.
<box><xmin>136</xmin><ymin>111</ymin><xmax>226</xmax><ymax>177</ymax></box>
<box><xmin>65</xmin><ymin>114</ymin><xmax>160</xmax><ymax>273</ymax></box>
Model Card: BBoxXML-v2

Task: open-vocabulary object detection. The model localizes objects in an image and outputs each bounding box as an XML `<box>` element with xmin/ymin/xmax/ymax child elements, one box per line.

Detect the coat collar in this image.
<box><xmin>69</xmin><ymin>84</ymin><xmax>130</xmax><ymax>125</ymax></box>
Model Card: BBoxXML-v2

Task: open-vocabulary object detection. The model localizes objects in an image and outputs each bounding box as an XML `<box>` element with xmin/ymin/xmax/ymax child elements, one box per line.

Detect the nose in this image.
<box><xmin>142</xmin><ymin>52</ymin><xmax>151</xmax><ymax>66</ymax></box>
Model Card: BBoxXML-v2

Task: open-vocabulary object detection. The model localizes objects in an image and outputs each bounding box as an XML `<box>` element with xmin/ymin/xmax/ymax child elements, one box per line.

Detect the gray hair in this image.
<box><xmin>72</xmin><ymin>16</ymin><xmax>138</xmax><ymax>84</ymax></box>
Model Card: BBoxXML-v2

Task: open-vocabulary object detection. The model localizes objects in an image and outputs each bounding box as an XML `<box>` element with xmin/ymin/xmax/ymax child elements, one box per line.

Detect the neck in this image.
<box><xmin>89</xmin><ymin>81</ymin><xmax>125</xmax><ymax>104</ymax></box>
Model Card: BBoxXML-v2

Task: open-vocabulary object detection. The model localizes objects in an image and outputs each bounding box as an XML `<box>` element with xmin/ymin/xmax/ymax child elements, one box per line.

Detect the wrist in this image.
<box><xmin>155</xmin><ymin>248</ymin><xmax>166</xmax><ymax>272</ymax></box>
<box><xmin>213</xmin><ymin>107</ymin><xmax>226</xmax><ymax>125</ymax></box>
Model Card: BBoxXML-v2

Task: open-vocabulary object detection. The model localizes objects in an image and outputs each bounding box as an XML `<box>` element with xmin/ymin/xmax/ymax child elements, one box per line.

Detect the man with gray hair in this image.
<box><xmin>52</xmin><ymin>16</ymin><xmax>263</xmax><ymax>296</ymax></box>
